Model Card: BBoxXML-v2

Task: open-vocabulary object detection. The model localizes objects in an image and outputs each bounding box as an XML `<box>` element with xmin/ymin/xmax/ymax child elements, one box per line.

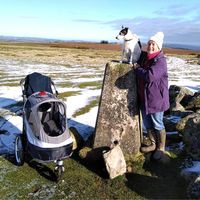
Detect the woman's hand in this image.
<box><xmin>133</xmin><ymin>63</ymin><xmax>140</xmax><ymax>69</ymax></box>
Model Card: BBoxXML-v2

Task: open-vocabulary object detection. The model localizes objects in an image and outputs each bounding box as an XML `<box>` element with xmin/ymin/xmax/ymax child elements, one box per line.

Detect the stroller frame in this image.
<box><xmin>14</xmin><ymin>72</ymin><xmax>73</xmax><ymax>180</ymax></box>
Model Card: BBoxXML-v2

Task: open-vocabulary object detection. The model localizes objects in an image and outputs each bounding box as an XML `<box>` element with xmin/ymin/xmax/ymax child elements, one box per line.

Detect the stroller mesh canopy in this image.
<box><xmin>25</xmin><ymin>92</ymin><xmax>70</xmax><ymax>144</ymax></box>
<box><xmin>39</xmin><ymin>102</ymin><xmax>66</xmax><ymax>137</ymax></box>
<box><xmin>24</xmin><ymin>72</ymin><xmax>53</xmax><ymax>97</ymax></box>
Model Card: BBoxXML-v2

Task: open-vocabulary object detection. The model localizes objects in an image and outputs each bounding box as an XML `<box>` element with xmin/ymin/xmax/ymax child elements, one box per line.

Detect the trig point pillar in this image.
<box><xmin>93</xmin><ymin>61</ymin><xmax>141</xmax><ymax>155</ymax></box>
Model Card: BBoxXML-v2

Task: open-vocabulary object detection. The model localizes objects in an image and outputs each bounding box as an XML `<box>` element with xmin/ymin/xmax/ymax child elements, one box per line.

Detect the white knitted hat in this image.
<box><xmin>149</xmin><ymin>32</ymin><xmax>164</xmax><ymax>50</ymax></box>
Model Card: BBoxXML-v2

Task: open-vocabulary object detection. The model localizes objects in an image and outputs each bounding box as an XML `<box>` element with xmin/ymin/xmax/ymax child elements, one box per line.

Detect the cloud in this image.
<box><xmin>104</xmin><ymin>4</ymin><xmax>200</xmax><ymax>46</ymax></box>
<box><xmin>75</xmin><ymin>15</ymin><xmax>200</xmax><ymax>46</ymax></box>
<box><xmin>155</xmin><ymin>4</ymin><xmax>198</xmax><ymax>17</ymax></box>
<box><xmin>73</xmin><ymin>19</ymin><xmax>102</xmax><ymax>23</ymax></box>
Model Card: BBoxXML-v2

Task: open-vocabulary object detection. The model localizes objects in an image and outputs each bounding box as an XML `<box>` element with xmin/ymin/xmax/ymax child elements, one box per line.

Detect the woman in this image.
<box><xmin>134</xmin><ymin>32</ymin><xmax>169</xmax><ymax>160</ymax></box>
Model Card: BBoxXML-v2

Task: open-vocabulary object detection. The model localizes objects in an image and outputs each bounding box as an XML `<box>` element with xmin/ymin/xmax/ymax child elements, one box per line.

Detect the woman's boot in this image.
<box><xmin>140</xmin><ymin>129</ymin><xmax>156</xmax><ymax>153</ymax></box>
<box><xmin>153</xmin><ymin>129</ymin><xmax>166</xmax><ymax>160</ymax></box>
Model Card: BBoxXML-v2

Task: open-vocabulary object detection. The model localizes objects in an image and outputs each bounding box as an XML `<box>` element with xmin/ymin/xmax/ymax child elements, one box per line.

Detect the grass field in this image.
<box><xmin>0</xmin><ymin>41</ymin><xmax>199</xmax><ymax>66</ymax></box>
<box><xmin>0</xmin><ymin>41</ymin><xmax>199</xmax><ymax>199</ymax></box>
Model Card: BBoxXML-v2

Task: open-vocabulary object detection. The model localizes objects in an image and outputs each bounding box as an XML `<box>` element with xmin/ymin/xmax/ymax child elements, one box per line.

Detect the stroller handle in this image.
<box><xmin>51</xmin><ymin>80</ymin><xmax>59</xmax><ymax>96</ymax></box>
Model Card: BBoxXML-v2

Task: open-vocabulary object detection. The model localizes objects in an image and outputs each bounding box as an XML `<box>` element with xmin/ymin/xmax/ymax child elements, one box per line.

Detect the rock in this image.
<box><xmin>181</xmin><ymin>161</ymin><xmax>200</xmax><ymax>199</ymax></box>
<box><xmin>79</xmin><ymin>146</ymin><xmax>109</xmax><ymax>161</ymax></box>
<box><xmin>69</xmin><ymin>127</ymin><xmax>84</xmax><ymax>150</ymax></box>
<box><xmin>170</xmin><ymin>102</ymin><xmax>185</xmax><ymax>112</ymax></box>
<box><xmin>182</xmin><ymin>114</ymin><xmax>200</xmax><ymax>160</ymax></box>
<box><xmin>186</xmin><ymin>91</ymin><xmax>200</xmax><ymax>111</ymax></box>
<box><xmin>79</xmin><ymin>146</ymin><xmax>92</xmax><ymax>159</ymax></box>
<box><xmin>103</xmin><ymin>144</ymin><xmax>126</xmax><ymax>179</ymax></box>
<box><xmin>169</xmin><ymin>85</ymin><xmax>193</xmax><ymax>112</ymax></box>
<box><xmin>163</xmin><ymin>116</ymin><xmax>177</xmax><ymax>132</ymax></box>
<box><xmin>93</xmin><ymin>61</ymin><xmax>141</xmax><ymax>155</ymax></box>
<box><xmin>187</xmin><ymin>176</ymin><xmax>200</xmax><ymax>199</ymax></box>
<box><xmin>176</xmin><ymin>113</ymin><xmax>199</xmax><ymax>133</ymax></box>
<box><xmin>169</xmin><ymin>110</ymin><xmax>194</xmax><ymax>118</ymax></box>
<box><xmin>157</xmin><ymin>151</ymin><xmax>171</xmax><ymax>164</ymax></box>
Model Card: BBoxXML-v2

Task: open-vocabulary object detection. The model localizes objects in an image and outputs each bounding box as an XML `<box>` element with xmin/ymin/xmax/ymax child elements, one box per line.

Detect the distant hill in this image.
<box><xmin>0</xmin><ymin>35</ymin><xmax>65</xmax><ymax>43</ymax></box>
<box><xmin>0</xmin><ymin>35</ymin><xmax>200</xmax><ymax>51</ymax></box>
<box><xmin>164</xmin><ymin>43</ymin><xmax>200</xmax><ymax>51</ymax></box>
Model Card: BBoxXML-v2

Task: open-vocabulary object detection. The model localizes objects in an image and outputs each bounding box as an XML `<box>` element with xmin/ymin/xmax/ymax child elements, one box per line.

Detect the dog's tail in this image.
<box><xmin>138</xmin><ymin>39</ymin><xmax>142</xmax><ymax>49</ymax></box>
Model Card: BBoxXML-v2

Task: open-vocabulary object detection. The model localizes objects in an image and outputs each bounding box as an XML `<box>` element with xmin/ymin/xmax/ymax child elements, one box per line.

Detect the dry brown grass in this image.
<box><xmin>47</xmin><ymin>42</ymin><xmax>200</xmax><ymax>65</ymax></box>
<box><xmin>0</xmin><ymin>42</ymin><xmax>199</xmax><ymax>66</ymax></box>
<box><xmin>0</xmin><ymin>42</ymin><xmax>119</xmax><ymax>66</ymax></box>
<box><xmin>48</xmin><ymin>42</ymin><xmax>200</xmax><ymax>55</ymax></box>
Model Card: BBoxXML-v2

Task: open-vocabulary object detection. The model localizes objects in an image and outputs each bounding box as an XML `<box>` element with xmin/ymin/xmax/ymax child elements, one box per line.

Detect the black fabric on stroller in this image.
<box><xmin>24</xmin><ymin>72</ymin><xmax>53</xmax><ymax>97</ymax></box>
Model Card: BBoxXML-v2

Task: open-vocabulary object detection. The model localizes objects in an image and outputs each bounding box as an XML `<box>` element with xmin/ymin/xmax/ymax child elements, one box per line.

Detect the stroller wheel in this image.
<box><xmin>14</xmin><ymin>135</ymin><xmax>25</xmax><ymax>166</ymax></box>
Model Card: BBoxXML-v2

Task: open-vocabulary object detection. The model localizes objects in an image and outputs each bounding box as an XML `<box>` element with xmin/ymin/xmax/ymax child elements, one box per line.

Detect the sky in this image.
<box><xmin>0</xmin><ymin>0</ymin><xmax>200</xmax><ymax>46</ymax></box>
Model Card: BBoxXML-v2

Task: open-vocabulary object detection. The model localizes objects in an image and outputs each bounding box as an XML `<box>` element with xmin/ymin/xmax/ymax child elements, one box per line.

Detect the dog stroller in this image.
<box><xmin>14</xmin><ymin>72</ymin><xmax>73</xmax><ymax>179</ymax></box>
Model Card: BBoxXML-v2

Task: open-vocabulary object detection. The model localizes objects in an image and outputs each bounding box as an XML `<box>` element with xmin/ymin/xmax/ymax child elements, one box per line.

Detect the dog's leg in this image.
<box><xmin>129</xmin><ymin>50</ymin><xmax>133</xmax><ymax>64</ymax></box>
<box><xmin>120</xmin><ymin>48</ymin><xmax>125</xmax><ymax>63</ymax></box>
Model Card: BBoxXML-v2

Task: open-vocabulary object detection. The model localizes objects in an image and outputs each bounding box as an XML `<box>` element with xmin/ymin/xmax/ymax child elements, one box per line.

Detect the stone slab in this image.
<box><xmin>93</xmin><ymin>61</ymin><xmax>141</xmax><ymax>155</ymax></box>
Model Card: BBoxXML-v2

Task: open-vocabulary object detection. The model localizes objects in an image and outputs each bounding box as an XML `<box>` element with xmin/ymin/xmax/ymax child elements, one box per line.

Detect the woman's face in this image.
<box><xmin>147</xmin><ymin>40</ymin><xmax>159</xmax><ymax>54</ymax></box>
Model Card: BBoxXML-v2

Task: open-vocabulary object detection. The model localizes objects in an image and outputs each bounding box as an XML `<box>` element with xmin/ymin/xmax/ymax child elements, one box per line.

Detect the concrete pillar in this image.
<box><xmin>93</xmin><ymin>61</ymin><xmax>141</xmax><ymax>155</ymax></box>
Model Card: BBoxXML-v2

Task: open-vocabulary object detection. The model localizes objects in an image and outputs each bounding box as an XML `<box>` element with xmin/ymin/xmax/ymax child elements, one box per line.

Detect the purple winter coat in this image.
<box><xmin>135</xmin><ymin>51</ymin><xmax>169</xmax><ymax>114</ymax></box>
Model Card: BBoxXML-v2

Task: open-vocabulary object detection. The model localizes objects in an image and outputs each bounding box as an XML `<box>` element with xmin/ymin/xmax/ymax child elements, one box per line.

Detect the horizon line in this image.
<box><xmin>0</xmin><ymin>35</ymin><xmax>200</xmax><ymax>50</ymax></box>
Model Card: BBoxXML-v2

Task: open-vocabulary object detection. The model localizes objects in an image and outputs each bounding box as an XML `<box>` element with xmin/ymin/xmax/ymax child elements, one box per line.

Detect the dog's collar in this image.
<box><xmin>125</xmin><ymin>38</ymin><xmax>133</xmax><ymax>41</ymax></box>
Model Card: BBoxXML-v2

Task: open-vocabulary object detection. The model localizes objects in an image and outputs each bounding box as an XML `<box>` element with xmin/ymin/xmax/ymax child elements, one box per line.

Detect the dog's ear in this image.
<box><xmin>124</xmin><ymin>27</ymin><xmax>128</xmax><ymax>33</ymax></box>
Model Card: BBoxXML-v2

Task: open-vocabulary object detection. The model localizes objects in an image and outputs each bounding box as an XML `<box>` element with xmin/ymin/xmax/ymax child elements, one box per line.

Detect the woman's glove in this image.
<box><xmin>133</xmin><ymin>63</ymin><xmax>140</xmax><ymax>69</ymax></box>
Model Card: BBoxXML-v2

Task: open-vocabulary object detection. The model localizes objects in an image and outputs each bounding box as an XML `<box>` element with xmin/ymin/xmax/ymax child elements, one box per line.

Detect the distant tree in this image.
<box><xmin>100</xmin><ymin>40</ymin><xmax>109</xmax><ymax>44</ymax></box>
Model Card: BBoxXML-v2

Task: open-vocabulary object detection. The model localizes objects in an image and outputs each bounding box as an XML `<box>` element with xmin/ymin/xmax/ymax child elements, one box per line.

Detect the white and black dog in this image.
<box><xmin>116</xmin><ymin>27</ymin><xmax>142</xmax><ymax>64</ymax></box>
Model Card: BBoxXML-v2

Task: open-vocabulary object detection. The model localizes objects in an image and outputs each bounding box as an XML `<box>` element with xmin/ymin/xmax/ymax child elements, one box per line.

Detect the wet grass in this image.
<box><xmin>57</xmin><ymin>82</ymin><xmax>74</xmax><ymax>88</ymax></box>
<box><xmin>0</xmin><ymin>78</ymin><xmax>21</xmax><ymax>85</ymax></box>
<box><xmin>0</xmin><ymin>151</ymin><xmax>188</xmax><ymax>199</ymax></box>
<box><xmin>0</xmin><ymin>82</ymin><xmax>19</xmax><ymax>87</ymax></box>
<box><xmin>58</xmin><ymin>90</ymin><xmax>81</xmax><ymax>99</ymax></box>
<box><xmin>0</xmin><ymin>156</ymin><xmax>54</xmax><ymax>199</ymax></box>
<box><xmin>77</xmin><ymin>81</ymin><xmax>102</xmax><ymax>89</ymax></box>
<box><xmin>72</xmin><ymin>97</ymin><xmax>99</xmax><ymax>118</ymax></box>
<box><xmin>57</xmin><ymin>81</ymin><xmax>102</xmax><ymax>90</ymax></box>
